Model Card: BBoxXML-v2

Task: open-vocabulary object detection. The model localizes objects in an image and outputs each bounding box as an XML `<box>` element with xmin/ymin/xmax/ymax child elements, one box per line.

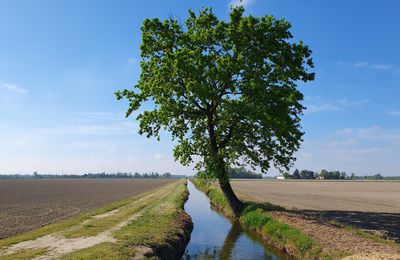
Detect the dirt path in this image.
<box><xmin>0</xmin><ymin>183</ymin><xmax>177</xmax><ymax>259</ymax></box>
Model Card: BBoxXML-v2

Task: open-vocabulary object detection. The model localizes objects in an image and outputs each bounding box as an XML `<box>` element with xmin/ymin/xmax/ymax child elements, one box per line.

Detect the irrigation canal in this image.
<box><xmin>183</xmin><ymin>181</ymin><xmax>292</xmax><ymax>259</ymax></box>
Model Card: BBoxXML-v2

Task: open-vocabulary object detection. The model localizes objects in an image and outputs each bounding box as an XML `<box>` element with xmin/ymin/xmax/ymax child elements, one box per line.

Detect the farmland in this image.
<box><xmin>230</xmin><ymin>180</ymin><xmax>400</xmax><ymax>213</ymax></box>
<box><xmin>0</xmin><ymin>179</ymin><xmax>175</xmax><ymax>239</ymax></box>
<box><xmin>230</xmin><ymin>180</ymin><xmax>400</xmax><ymax>242</ymax></box>
<box><xmin>0</xmin><ymin>180</ymin><xmax>191</xmax><ymax>259</ymax></box>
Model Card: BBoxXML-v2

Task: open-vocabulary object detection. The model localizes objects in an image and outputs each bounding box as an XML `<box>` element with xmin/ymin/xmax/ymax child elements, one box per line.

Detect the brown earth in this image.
<box><xmin>0</xmin><ymin>179</ymin><xmax>175</xmax><ymax>239</ymax></box>
<box><xmin>231</xmin><ymin>180</ymin><xmax>400</xmax><ymax>243</ymax></box>
<box><xmin>230</xmin><ymin>180</ymin><xmax>400</xmax><ymax>213</ymax></box>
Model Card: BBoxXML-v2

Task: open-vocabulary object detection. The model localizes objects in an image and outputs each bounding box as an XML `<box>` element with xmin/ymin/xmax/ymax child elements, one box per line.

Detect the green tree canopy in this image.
<box><xmin>116</xmin><ymin>7</ymin><xmax>314</xmax><ymax>215</ymax></box>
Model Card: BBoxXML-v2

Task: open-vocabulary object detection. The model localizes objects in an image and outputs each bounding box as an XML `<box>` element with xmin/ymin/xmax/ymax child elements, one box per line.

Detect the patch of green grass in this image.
<box><xmin>59</xmin><ymin>181</ymin><xmax>190</xmax><ymax>259</ymax></box>
<box><xmin>114</xmin><ymin>181</ymin><xmax>188</xmax><ymax>247</ymax></box>
<box><xmin>62</xmin><ymin>202</ymin><xmax>148</xmax><ymax>238</ymax></box>
<box><xmin>319</xmin><ymin>249</ymin><xmax>352</xmax><ymax>260</ymax></box>
<box><xmin>240</xmin><ymin>204</ymin><xmax>322</xmax><ymax>258</ymax></box>
<box><xmin>60</xmin><ymin>243</ymin><xmax>128</xmax><ymax>260</ymax></box>
<box><xmin>0</xmin><ymin>247</ymin><xmax>48</xmax><ymax>260</ymax></box>
<box><xmin>241</xmin><ymin>206</ymin><xmax>271</xmax><ymax>229</ymax></box>
<box><xmin>61</xmin><ymin>186</ymin><xmax>170</xmax><ymax>238</ymax></box>
<box><xmin>192</xmin><ymin>179</ymin><xmax>235</xmax><ymax>217</ymax></box>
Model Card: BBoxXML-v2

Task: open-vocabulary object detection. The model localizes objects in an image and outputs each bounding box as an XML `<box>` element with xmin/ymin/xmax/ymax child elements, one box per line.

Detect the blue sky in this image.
<box><xmin>0</xmin><ymin>0</ymin><xmax>399</xmax><ymax>176</ymax></box>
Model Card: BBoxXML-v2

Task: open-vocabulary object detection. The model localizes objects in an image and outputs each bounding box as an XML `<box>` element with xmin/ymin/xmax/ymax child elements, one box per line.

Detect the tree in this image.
<box><xmin>293</xmin><ymin>169</ymin><xmax>300</xmax><ymax>179</ymax></box>
<box><xmin>300</xmin><ymin>169</ymin><xmax>315</xmax><ymax>179</ymax></box>
<box><xmin>320</xmin><ymin>169</ymin><xmax>328</xmax><ymax>179</ymax></box>
<box><xmin>283</xmin><ymin>172</ymin><xmax>292</xmax><ymax>179</ymax></box>
<box><xmin>116</xmin><ymin>7</ymin><xmax>314</xmax><ymax>216</ymax></box>
<box><xmin>162</xmin><ymin>172</ymin><xmax>172</xmax><ymax>178</ymax></box>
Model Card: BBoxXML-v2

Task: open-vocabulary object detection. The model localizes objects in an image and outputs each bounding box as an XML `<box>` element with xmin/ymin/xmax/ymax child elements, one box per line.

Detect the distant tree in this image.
<box><xmin>293</xmin><ymin>169</ymin><xmax>301</xmax><ymax>179</ymax></box>
<box><xmin>162</xmin><ymin>172</ymin><xmax>172</xmax><ymax>178</ymax></box>
<box><xmin>283</xmin><ymin>172</ymin><xmax>292</xmax><ymax>179</ymax></box>
<box><xmin>229</xmin><ymin>167</ymin><xmax>262</xmax><ymax>179</ymax></box>
<box><xmin>116</xmin><ymin>7</ymin><xmax>314</xmax><ymax>215</ymax></box>
<box><xmin>350</xmin><ymin>173</ymin><xmax>356</xmax><ymax>180</ymax></box>
<box><xmin>320</xmin><ymin>169</ymin><xmax>328</xmax><ymax>179</ymax></box>
<box><xmin>300</xmin><ymin>169</ymin><xmax>315</xmax><ymax>179</ymax></box>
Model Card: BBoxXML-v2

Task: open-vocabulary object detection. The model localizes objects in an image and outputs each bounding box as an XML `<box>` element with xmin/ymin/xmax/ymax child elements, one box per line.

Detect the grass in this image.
<box><xmin>192</xmin><ymin>179</ymin><xmax>235</xmax><ymax>217</ymax></box>
<box><xmin>114</xmin><ymin>180</ymin><xmax>188</xmax><ymax>246</ymax></box>
<box><xmin>240</xmin><ymin>204</ymin><xmax>323</xmax><ymax>258</ymax></box>
<box><xmin>58</xmin><ymin>181</ymin><xmax>190</xmax><ymax>259</ymax></box>
<box><xmin>61</xmin><ymin>189</ymin><xmax>158</xmax><ymax>238</ymax></box>
<box><xmin>0</xmin><ymin>247</ymin><xmax>49</xmax><ymax>260</ymax></box>
<box><xmin>192</xmin><ymin>179</ymin><xmax>329</xmax><ymax>259</ymax></box>
<box><xmin>60</xmin><ymin>243</ymin><xmax>126</xmax><ymax>260</ymax></box>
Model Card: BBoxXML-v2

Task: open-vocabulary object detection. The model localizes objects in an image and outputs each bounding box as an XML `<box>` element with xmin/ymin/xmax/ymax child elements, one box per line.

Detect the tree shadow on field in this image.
<box><xmin>300</xmin><ymin>210</ymin><xmax>400</xmax><ymax>243</ymax></box>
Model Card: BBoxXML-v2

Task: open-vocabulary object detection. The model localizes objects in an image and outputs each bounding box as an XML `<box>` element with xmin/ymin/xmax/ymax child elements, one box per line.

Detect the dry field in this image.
<box><xmin>0</xmin><ymin>179</ymin><xmax>175</xmax><ymax>239</ymax></box>
<box><xmin>231</xmin><ymin>180</ymin><xmax>400</xmax><ymax>213</ymax></box>
<box><xmin>231</xmin><ymin>180</ymin><xmax>400</xmax><ymax>242</ymax></box>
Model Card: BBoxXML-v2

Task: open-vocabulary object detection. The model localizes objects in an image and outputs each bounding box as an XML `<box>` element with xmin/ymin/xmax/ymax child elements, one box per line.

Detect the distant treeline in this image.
<box><xmin>0</xmin><ymin>172</ymin><xmax>187</xmax><ymax>179</ymax></box>
<box><xmin>229</xmin><ymin>167</ymin><xmax>262</xmax><ymax>179</ymax></box>
<box><xmin>196</xmin><ymin>167</ymin><xmax>262</xmax><ymax>179</ymax></box>
<box><xmin>284</xmin><ymin>169</ymin><xmax>400</xmax><ymax>180</ymax></box>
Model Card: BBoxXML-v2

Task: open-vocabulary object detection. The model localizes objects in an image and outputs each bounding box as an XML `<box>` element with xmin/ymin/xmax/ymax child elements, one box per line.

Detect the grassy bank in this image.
<box><xmin>192</xmin><ymin>179</ymin><xmax>334</xmax><ymax>259</ymax></box>
<box><xmin>0</xmin><ymin>180</ymin><xmax>192</xmax><ymax>260</ymax></box>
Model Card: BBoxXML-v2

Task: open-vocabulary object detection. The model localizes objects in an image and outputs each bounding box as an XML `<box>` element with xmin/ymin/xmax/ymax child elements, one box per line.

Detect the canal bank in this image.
<box><xmin>183</xmin><ymin>181</ymin><xmax>290</xmax><ymax>259</ymax></box>
<box><xmin>190</xmin><ymin>179</ymin><xmax>324</xmax><ymax>259</ymax></box>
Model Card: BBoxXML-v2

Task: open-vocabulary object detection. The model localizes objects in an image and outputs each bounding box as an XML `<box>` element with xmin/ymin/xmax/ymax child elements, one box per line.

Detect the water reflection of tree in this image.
<box><xmin>182</xmin><ymin>221</ymin><xmax>242</xmax><ymax>260</ymax></box>
<box><xmin>219</xmin><ymin>220</ymin><xmax>243</xmax><ymax>259</ymax></box>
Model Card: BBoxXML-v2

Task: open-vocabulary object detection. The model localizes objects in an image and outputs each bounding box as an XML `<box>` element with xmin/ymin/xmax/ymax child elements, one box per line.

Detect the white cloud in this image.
<box><xmin>154</xmin><ymin>153</ymin><xmax>164</xmax><ymax>159</ymax></box>
<box><xmin>304</xmin><ymin>97</ymin><xmax>369</xmax><ymax>114</ymax></box>
<box><xmin>336</xmin><ymin>61</ymin><xmax>394</xmax><ymax>71</ymax></box>
<box><xmin>36</xmin><ymin>121</ymin><xmax>137</xmax><ymax>136</ymax></box>
<box><xmin>306</xmin><ymin>103</ymin><xmax>340</xmax><ymax>113</ymax></box>
<box><xmin>336</xmin><ymin>128</ymin><xmax>353</xmax><ymax>135</ymax></box>
<box><xmin>230</xmin><ymin>0</ymin><xmax>255</xmax><ymax>8</ymax></box>
<box><xmin>335</xmin><ymin>126</ymin><xmax>400</xmax><ymax>145</ymax></box>
<box><xmin>0</xmin><ymin>82</ymin><xmax>28</xmax><ymax>95</ymax></box>
<box><xmin>354</xmin><ymin>62</ymin><xmax>369</xmax><ymax>67</ymax></box>
<box><xmin>388</xmin><ymin>110</ymin><xmax>400</xmax><ymax>116</ymax></box>
<box><xmin>294</xmin><ymin>126</ymin><xmax>400</xmax><ymax>175</ymax></box>
<box><xmin>354</xmin><ymin>62</ymin><xmax>393</xmax><ymax>70</ymax></box>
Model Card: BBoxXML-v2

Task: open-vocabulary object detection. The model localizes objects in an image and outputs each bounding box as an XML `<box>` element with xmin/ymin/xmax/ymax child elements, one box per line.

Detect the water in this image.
<box><xmin>183</xmin><ymin>181</ymin><xmax>289</xmax><ymax>260</ymax></box>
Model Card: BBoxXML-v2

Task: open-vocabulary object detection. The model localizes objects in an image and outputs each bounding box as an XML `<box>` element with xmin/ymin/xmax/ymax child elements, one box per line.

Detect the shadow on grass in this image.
<box><xmin>299</xmin><ymin>210</ymin><xmax>400</xmax><ymax>243</ymax></box>
<box><xmin>242</xmin><ymin>200</ymin><xmax>286</xmax><ymax>212</ymax></box>
<box><xmin>241</xmin><ymin>199</ymin><xmax>400</xmax><ymax>244</ymax></box>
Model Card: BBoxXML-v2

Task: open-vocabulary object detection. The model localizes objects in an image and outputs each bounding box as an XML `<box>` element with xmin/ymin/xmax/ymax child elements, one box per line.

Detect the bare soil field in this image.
<box><xmin>231</xmin><ymin>180</ymin><xmax>400</xmax><ymax>242</ymax></box>
<box><xmin>0</xmin><ymin>179</ymin><xmax>175</xmax><ymax>239</ymax></box>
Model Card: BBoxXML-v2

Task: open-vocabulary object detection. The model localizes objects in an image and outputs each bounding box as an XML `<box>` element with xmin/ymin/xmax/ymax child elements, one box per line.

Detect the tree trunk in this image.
<box><xmin>206</xmin><ymin>111</ymin><xmax>243</xmax><ymax>216</ymax></box>
<box><xmin>219</xmin><ymin>179</ymin><xmax>243</xmax><ymax>217</ymax></box>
